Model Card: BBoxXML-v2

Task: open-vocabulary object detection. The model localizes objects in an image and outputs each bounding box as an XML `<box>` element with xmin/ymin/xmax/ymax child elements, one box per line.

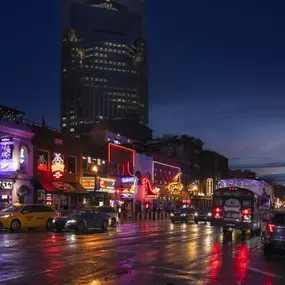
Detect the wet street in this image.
<box><xmin>0</xmin><ymin>221</ymin><xmax>284</xmax><ymax>285</ymax></box>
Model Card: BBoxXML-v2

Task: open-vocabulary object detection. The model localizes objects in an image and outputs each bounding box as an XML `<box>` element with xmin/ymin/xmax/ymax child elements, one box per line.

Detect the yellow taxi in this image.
<box><xmin>0</xmin><ymin>204</ymin><xmax>57</xmax><ymax>232</ymax></box>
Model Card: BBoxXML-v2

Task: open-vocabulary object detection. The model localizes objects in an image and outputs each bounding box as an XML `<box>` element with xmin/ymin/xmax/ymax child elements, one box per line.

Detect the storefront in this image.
<box><xmin>154</xmin><ymin>173</ymin><xmax>185</xmax><ymax>211</ymax></box>
<box><xmin>80</xmin><ymin>176</ymin><xmax>116</xmax><ymax>206</ymax></box>
<box><xmin>36</xmin><ymin>150</ymin><xmax>90</xmax><ymax>211</ymax></box>
<box><xmin>36</xmin><ymin>180</ymin><xmax>90</xmax><ymax>210</ymax></box>
<box><xmin>0</xmin><ymin>129</ymin><xmax>34</xmax><ymax>206</ymax></box>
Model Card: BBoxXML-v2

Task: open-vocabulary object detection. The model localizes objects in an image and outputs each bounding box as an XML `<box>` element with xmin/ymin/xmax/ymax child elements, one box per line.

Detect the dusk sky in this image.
<box><xmin>1</xmin><ymin>1</ymin><xmax>285</xmax><ymax>181</ymax></box>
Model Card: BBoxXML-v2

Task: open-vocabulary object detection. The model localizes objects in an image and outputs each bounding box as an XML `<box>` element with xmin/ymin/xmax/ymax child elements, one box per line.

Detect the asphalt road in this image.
<box><xmin>0</xmin><ymin>221</ymin><xmax>284</xmax><ymax>285</ymax></box>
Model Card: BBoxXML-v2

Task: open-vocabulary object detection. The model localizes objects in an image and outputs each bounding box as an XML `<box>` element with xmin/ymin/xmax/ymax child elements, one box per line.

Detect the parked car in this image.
<box><xmin>64</xmin><ymin>209</ymin><xmax>110</xmax><ymax>232</ymax></box>
<box><xmin>52</xmin><ymin>210</ymin><xmax>71</xmax><ymax>232</ymax></box>
<box><xmin>263</xmin><ymin>211</ymin><xmax>285</xmax><ymax>256</ymax></box>
<box><xmin>194</xmin><ymin>208</ymin><xmax>212</xmax><ymax>224</ymax></box>
<box><xmin>96</xmin><ymin>206</ymin><xmax>118</xmax><ymax>226</ymax></box>
<box><xmin>170</xmin><ymin>208</ymin><xmax>196</xmax><ymax>223</ymax></box>
<box><xmin>0</xmin><ymin>204</ymin><xmax>56</xmax><ymax>232</ymax></box>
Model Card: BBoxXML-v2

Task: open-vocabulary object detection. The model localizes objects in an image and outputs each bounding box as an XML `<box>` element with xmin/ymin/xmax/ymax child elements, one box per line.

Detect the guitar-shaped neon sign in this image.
<box><xmin>168</xmin><ymin>172</ymin><xmax>183</xmax><ymax>194</ymax></box>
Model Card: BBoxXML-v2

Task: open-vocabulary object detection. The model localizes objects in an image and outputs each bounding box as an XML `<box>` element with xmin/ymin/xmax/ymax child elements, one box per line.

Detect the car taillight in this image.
<box><xmin>214</xmin><ymin>207</ymin><xmax>222</xmax><ymax>218</ymax></box>
<box><xmin>268</xmin><ymin>223</ymin><xmax>275</xmax><ymax>233</ymax></box>
<box><xmin>242</xmin><ymin>208</ymin><xmax>251</xmax><ymax>216</ymax></box>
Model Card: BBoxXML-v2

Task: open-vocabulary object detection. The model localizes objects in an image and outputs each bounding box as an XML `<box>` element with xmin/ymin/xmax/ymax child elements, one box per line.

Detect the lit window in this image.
<box><xmin>70</xmin><ymin>128</ymin><xmax>75</xmax><ymax>132</ymax></box>
<box><xmin>62</xmin><ymin>123</ymin><xmax>66</xmax><ymax>127</ymax></box>
<box><xmin>62</xmin><ymin>117</ymin><xmax>66</xmax><ymax>121</ymax></box>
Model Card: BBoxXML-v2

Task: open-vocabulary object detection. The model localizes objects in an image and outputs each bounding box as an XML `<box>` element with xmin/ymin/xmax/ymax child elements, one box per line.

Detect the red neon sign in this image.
<box><xmin>142</xmin><ymin>176</ymin><xmax>160</xmax><ymax>196</ymax></box>
<box><xmin>51</xmin><ymin>153</ymin><xmax>65</xmax><ymax>179</ymax></box>
<box><xmin>108</xmin><ymin>143</ymin><xmax>135</xmax><ymax>167</ymax></box>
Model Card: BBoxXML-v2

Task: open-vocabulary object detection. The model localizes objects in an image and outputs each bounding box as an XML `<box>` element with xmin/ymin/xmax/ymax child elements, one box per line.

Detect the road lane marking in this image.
<box><xmin>248</xmin><ymin>267</ymin><xmax>284</xmax><ymax>279</ymax></box>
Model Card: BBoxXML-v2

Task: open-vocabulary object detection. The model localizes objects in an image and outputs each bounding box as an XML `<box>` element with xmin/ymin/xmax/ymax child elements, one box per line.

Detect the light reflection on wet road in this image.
<box><xmin>0</xmin><ymin>221</ymin><xmax>284</xmax><ymax>285</ymax></box>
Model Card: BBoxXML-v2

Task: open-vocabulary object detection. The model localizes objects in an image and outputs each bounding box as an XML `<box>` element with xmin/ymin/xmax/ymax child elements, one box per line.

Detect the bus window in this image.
<box><xmin>214</xmin><ymin>197</ymin><xmax>223</xmax><ymax>206</ymax></box>
<box><xmin>242</xmin><ymin>200</ymin><xmax>252</xmax><ymax>207</ymax></box>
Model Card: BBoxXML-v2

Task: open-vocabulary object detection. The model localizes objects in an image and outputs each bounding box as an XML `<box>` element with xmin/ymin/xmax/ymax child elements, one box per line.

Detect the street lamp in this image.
<box><xmin>92</xmin><ymin>165</ymin><xmax>98</xmax><ymax>205</ymax></box>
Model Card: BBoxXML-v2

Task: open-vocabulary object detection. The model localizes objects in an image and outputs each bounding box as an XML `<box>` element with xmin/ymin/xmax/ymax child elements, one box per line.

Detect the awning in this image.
<box><xmin>36</xmin><ymin>180</ymin><xmax>89</xmax><ymax>195</ymax></box>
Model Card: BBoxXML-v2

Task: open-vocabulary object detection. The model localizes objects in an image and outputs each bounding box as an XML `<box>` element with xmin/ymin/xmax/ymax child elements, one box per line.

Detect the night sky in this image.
<box><xmin>1</xmin><ymin>1</ymin><xmax>285</xmax><ymax>182</ymax></box>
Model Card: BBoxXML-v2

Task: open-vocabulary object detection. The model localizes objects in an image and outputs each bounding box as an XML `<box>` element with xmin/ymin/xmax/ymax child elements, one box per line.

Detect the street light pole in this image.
<box><xmin>92</xmin><ymin>165</ymin><xmax>98</xmax><ymax>206</ymax></box>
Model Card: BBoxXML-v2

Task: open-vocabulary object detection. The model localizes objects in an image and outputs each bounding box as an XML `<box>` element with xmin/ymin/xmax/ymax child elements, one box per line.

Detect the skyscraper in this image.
<box><xmin>61</xmin><ymin>0</ymin><xmax>148</xmax><ymax>134</ymax></box>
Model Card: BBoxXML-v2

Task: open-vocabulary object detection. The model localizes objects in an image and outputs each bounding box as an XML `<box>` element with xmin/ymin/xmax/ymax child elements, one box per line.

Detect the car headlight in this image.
<box><xmin>1</xmin><ymin>214</ymin><xmax>12</xmax><ymax>219</ymax></box>
<box><xmin>66</xmin><ymin>219</ymin><xmax>77</xmax><ymax>224</ymax></box>
<box><xmin>170</xmin><ymin>213</ymin><xmax>174</xmax><ymax>217</ymax></box>
<box><xmin>194</xmin><ymin>212</ymin><xmax>198</xmax><ymax>216</ymax></box>
<box><xmin>208</xmin><ymin>213</ymin><xmax>212</xmax><ymax>217</ymax></box>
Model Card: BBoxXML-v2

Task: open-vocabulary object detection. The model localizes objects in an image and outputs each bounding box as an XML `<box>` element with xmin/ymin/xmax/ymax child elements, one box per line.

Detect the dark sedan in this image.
<box><xmin>54</xmin><ymin>209</ymin><xmax>110</xmax><ymax>232</ymax></box>
<box><xmin>263</xmin><ymin>211</ymin><xmax>285</xmax><ymax>256</ymax></box>
<box><xmin>53</xmin><ymin>211</ymin><xmax>71</xmax><ymax>232</ymax></box>
<box><xmin>194</xmin><ymin>208</ymin><xmax>212</xmax><ymax>224</ymax></box>
<box><xmin>170</xmin><ymin>208</ymin><xmax>196</xmax><ymax>223</ymax></box>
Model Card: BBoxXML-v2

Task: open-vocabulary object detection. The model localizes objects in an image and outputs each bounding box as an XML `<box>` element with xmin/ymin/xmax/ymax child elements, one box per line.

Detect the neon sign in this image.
<box><xmin>0</xmin><ymin>181</ymin><xmax>13</xmax><ymax>190</ymax></box>
<box><xmin>51</xmin><ymin>153</ymin><xmax>65</xmax><ymax>179</ymax></box>
<box><xmin>168</xmin><ymin>182</ymin><xmax>183</xmax><ymax>192</ymax></box>
<box><xmin>80</xmin><ymin>177</ymin><xmax>95</xmax><ymax>191</ymax></box>
<box><xmin>120</xmin><ymin>176</ymin><xmax>138</xmax><ymax>198</ymax></box>
<box><xmin>142</xmin><ymin>176</ymin><xmax>160</xmax><ymax>197</ymax></box>
<box><xmin>53</xmin><ymin>182</ymin><xmax>74</xmax><ymax>192</ymax></box>
<box><xmin>168</xmin><ymin>172</ymin><xmax>183</xmax><ymax>194</ymax></box>
<box><xmin>99</xmin><ymin>177</ymin><xmax>116</xmax><ymax>193</ymax></box>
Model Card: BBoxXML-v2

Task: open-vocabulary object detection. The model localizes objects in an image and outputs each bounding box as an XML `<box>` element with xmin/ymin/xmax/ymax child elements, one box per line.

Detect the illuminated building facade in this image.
<box><xmin>197</xmin><ymin>150</ymin><xmax>228</xmax><ymax>208</ymax></box>
<box><xmin>152</xmin><ymin>153</ymin><xmax>185</xmax><ymax>211</ymax></box>
<box><xmin>200</xmin><ymin>150</ymin><xmax>228</xmax><ymax>193</ymax></box>
<box><xmin>0</xmin><ymin>121</ymin><xmax>34</xmax><ymax>205</ymax></box>
<box><xmin>32</xmin><ymin>129</ymin><xmax>95</xmax><ymax>209</ymax></box>
<box><xmin>61</xmin><ymin>0</ymin><xmax>148</xmax><ymax>134</ymax></box>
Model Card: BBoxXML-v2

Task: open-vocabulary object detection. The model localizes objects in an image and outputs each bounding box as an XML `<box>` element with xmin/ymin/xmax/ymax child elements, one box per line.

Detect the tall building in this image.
<box><xmin>61</xmin><ymin>0</ymin><xmax>148</xmax><ymax>133</ymax></box>
<box><xmin>200</xmin><ymin>150</ymin><xmax>228</xmax><ymax>194</ymax></box>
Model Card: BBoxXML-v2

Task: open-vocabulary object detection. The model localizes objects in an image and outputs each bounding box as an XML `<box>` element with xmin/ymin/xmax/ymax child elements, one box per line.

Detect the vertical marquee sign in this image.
<box><xmin>206</xmin><ymin>178</ymin><xmax>214</xmax><ymax>195</ymax></box>
<box><xmin>51</xmin><ymin>153</ymin><xmax>65</xmax><ymax>179</ymax></box>
<box><xmin>0</xmin><ymin>136</ymin><xmax>14</xmax><ymax>172</ymax></box>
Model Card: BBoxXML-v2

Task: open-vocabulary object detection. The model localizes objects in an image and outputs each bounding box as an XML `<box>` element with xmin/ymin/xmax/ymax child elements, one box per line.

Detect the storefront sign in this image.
<box><xmin>0</xmin><ymin>136</ymin><xmax>13</xmax><ymax>143</ymax></box>
<box><xmin>0</xmin><ymin>136</ymin><xmax>15</xmax><ymax>172</ymax></box>
<box><xmin>51</xmin><ymin>153</ymin><xmax>65</xmax><ymax>179</ymax></box>
<box><xmin>145</xmin><ymin>194</ymin><xmax>159</xmax><ymax>199</ymax></box>
<box><xmin>142</xmin><ymin>176</ymin><xmax>160</xmax><ymax>197</ymax></box>
<box><xmin>168</xmin><ymin>182</ymin><xmax>183</xmax><ymax>193</ymax></box>
<box><xmin>206</xmin><ymin>178</ymin><xmax>214</xmax><ymax>195</ymax></box>
<box><xmin>99</xmin><ymin>177</ymin><xmax>115</xmax><ymax>193</ymax></box>
<box><xmin>53</xmin><ymin>181</ymin><xmax>75</xmax><ymax>192</ymax></box>
<box><xmin>0</xmin><ymin>180</ymin><xmax>13</xmax><ymax>190</ymax></box>
<box><xmin>120</xmin><ymin>176</ymin><xmax>138</xmax><ymax>198</ymax></box>
<box><xmin>80</xmin><ymin>177</ymin><xmax>95</xmax><ymax>191</ymax></box>
<box><xmin>38</xmin><ymin>150</ymin><xmax>49</xmax><ymax>171</ymax></box>
<box><xmin>121</xmin><ymin>177</ymin><xmax>136</xmax><ymax>183</ymax></box>
<box><xmin>168</xmin><ymin>171</ymin><xmax>183</xmax><ymax>194</ymax></box>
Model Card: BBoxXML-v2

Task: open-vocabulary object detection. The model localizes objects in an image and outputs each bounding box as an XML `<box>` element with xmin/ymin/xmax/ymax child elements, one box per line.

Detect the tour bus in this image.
<box><xmin>211</xmin><ymin>179</ymin><xmax>272</xmax><ymax>234</ymax></box>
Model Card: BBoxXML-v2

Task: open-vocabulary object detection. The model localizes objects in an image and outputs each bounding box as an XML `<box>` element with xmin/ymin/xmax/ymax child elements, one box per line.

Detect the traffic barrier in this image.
<box><xmin>120</xmin><ymin>212</ymin><xmax>170</xmax><ymax>223</ymax></box>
